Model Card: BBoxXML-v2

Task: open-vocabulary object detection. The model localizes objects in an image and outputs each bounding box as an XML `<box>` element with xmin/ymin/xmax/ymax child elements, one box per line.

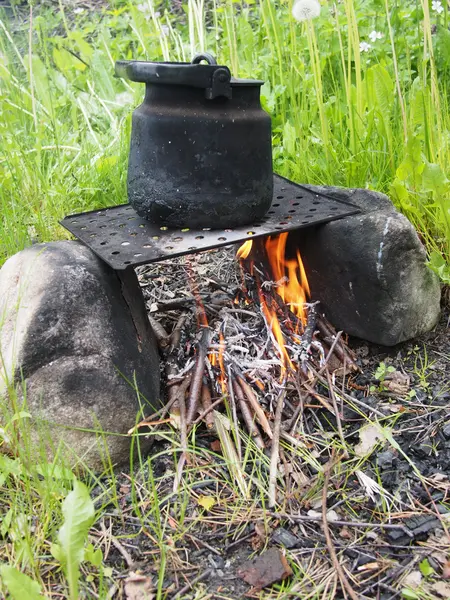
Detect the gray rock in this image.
<box><xmin>0</xmin><ymin>241</ymin><xmax>160</xmax><ymax>470</ymax></box>
<box><xmin>442</xmin><ymin>423</ymin><xmax>450</xmax><ymax>440</ymax></box>
<box><xmin>272</xmin><ymin>527</ymin><xmax>300</xmax><ymax>549</ymax></box>
<box><xmin>376</xmin><ymin>450</ymin><xmax>396</xmax><ymax>470</ymax></box>
<box><xmin>291</xmin><ymin>185</ymin><xmax>441</xmax><ymax>345</ymax></box>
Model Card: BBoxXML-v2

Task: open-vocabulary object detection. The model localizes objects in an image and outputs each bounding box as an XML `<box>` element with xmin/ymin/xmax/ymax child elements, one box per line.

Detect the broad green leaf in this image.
<box><xmin>84</xmin><ymin>543</ymin><xmax>103</xmax><ymax>567</ymax></box>
<box><xmin>0</xmin><ymin>565</ymin><xmax>43</xmax><ymax>600</ymax></box>
<box><xmin>427</xmin><ymin>251</ymin><xmax>450</xmax><ymax>284</ymax></box>
<box><xmin>56</xmin><ymin>480</ymin><xmax>95</xmax><ymax>600</ymax></box>
<box><xmin>370</xmin><ymin>64</ymin><xmax>394</xmax><ymax>132</ymax></box>
<box><xmin>283</xmin><ymin>121</ymin><xmax>297</xmax><ymax>156</ymax></box>
<box><xmin>422</xmin><ymin>162</ymin><xmax>449</xmax><ymax>195</ymax></box>
<box><xmin>419</xmin><ymin>558</ymin><xmax>435</xmax><ymax>577</ymax></box>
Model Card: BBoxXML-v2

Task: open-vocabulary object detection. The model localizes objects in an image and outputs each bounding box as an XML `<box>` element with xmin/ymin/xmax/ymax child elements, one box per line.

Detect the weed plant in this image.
<box><xmin>0</xmin><ymin>0</ymin><xmax>449</xmax><ymax>279</ymax></box>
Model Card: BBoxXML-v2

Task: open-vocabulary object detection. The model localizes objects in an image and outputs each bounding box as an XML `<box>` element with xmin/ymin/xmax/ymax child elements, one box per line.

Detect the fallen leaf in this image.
<box><xmin>210</xmin><ymin>439</ymin><xmax>221</xmax><ymax>452</ymax></box>
<box><xmin>442</xmin><ymin>559</ymin><xmax>450</xmax><ymax>579</ymax></box>
<box><xmin>431</xmin><ymin>581</ymin><xmax>450</xmax><ymax>598</ymax></box>
<box><xmin>307</xmin><ymin>509</ymin><xmax>339</xmax><ymax>522</ymax></box>
<box><xmin>124</xmin><ymin>573</ymin><xmax>154</xmax><ymax>600</ymax></box>
<box><xmin>197</xmin><ymin>496</ymin><xmax>216</xmax><ymax>511</ymax></box>
<box><xmin>339</xmin><ymin>527</ymin><xmax>352</xmax><ymax>539</ymax></box>
<box><xmin>383</xmin><ymin>371</ymin><xmax>410</xmax><ymax>395</ymax></box>
<box><xmin>354</xmin><ymin>424</ymin><xmax>383</xmax><ymax>457</ymax></box>
<box><xmin>237</xmin><ymin>547</ymin><xmax>292</xmax><ymax>590</ymax></box>
<box><xmin>402</xmin><ymin>570</ymin><xmax>422</xmax><ymax>589</ymax></box>
<box><xmin>251</xmin><ymin>521</ymin><xmax>268</xmax><ymax>550</ymax></box>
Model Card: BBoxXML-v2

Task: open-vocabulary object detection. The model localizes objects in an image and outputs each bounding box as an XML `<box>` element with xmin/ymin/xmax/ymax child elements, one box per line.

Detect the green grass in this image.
<box><xmin>0</xmin><ymin>0</ymin><xmax>449</xmax><ymax>278</ymax></box>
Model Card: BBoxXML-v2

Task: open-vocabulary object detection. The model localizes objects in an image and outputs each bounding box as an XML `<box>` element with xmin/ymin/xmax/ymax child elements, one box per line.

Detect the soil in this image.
<box><xmin>91</xmin><ymin>247</ymin><xmax>450</xmax><ymax>600</ymax></box>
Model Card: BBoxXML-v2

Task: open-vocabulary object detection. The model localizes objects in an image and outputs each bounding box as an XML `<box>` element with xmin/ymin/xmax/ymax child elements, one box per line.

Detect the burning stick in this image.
<box><xmin>186</xmin><ymin>327</ymin><xmax>211</xmax><ymax>424</ymax></box>
<box><xmin>298</xmin><ymin>300</ymin><xmax>319</xmax><ymax>371</ymax></box>
<box><xmin>231</xmin><ymin>376</ymin><xmax>265</xmax><ymax>450</ymax></box>
<box><xmin>268</xmin><ymin>386</ymin><xmax>287</xmax><ymax>508</ymax></box>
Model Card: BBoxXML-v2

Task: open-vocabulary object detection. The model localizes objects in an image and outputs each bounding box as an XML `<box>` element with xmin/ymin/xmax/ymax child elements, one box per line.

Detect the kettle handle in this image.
<box><xmin>191</xmin><ymin>53</ymin><xmax>217</xmax><ymax>65</ymax></box>
<box><xmin>115</xmin><ymin>56</ymin><xmax>231</xmax><ymax>100</ymax></box>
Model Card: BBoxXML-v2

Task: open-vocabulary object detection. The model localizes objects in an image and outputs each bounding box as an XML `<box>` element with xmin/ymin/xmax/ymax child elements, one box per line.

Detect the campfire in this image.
<box><xmin>134</xmin><ymin>233</ymin><xmax>362</xmax><ymax>506</ymax></box>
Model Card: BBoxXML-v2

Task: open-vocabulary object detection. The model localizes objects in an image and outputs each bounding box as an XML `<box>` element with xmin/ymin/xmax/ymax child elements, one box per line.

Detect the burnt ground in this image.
<box><xmin>90</xmin><ymin>247</ymin><xmax>450</xmax><ymax>600</ymax></box>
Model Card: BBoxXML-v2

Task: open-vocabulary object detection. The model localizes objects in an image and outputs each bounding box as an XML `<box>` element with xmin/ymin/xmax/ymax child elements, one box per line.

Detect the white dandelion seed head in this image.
<box><xmin>359</xmin><ymin>41</ymin><xmax>372</xmax><ymax>53</ymax></box>
<box><xmin>368</xmin><ymin>30</ymin><xmax>383</xmax><ymax>42</ymax></box>
<box><xmin>432</xmin><ymin>1</ymin><xmax>444</xmax><ymax>14</ymax></box>
<box><xmin>292</xmin><ymin>0</ymin><xmax>321</xmax><ymax>22</ymax></box>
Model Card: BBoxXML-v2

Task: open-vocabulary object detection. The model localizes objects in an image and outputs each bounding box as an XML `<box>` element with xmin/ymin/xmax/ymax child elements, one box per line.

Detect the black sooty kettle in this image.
<box><xmin>115</xmin><ymin>53</ymin><xmax>273</xmax><ymax>229</ymax></box>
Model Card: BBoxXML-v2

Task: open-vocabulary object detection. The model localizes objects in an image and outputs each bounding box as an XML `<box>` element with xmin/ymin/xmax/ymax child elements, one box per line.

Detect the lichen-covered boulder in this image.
<box><xmin>0</xmin><ymin>241</ymin><xmax>160</xmax><ymax>470</ymax></box>
<box><xmin>292</xmin><ymin>186</ymin><xmax>441</xmax><ymax>346</ymax></box>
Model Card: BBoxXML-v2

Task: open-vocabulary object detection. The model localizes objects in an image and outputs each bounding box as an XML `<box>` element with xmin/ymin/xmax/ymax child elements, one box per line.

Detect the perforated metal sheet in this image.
<box><xmin>61</xmin><ymin>175</ymin><xmax>358</xmax><ymax>270</ymax></box>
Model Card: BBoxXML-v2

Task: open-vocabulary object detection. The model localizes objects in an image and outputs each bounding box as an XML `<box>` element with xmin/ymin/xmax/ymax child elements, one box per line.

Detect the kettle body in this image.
<box><xmin>116</xmin><ymin>55</ymin><xmax>273</xmax><ymax>229</ymax></box>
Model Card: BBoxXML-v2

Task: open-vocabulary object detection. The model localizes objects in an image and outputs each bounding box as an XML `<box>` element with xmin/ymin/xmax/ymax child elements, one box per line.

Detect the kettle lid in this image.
<box><xmin>115</xmin><ymin>53</ymin><xmax>263</xmax><ymax>100</ymax></box>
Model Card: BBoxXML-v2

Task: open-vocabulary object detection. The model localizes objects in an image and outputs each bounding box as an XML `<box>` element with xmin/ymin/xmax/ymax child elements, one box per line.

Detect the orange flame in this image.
<box><xmin>218</xmin><ymin>333</ymin><xmax>227</xmax><ymax>394</ymax></box>
<box><xmin>265</xmin><ymin>233</ymin><xmax>310</xmax><ymax>324</ymax></box>
<box><xmin>237</xmin><ymin>232</ymin><xmax>310</xmax><ymax>375</ymax></box>
<box><xmin>236</xmin><ymin>240</ymin><xmax>253</xmax><ymax>260</ymax></box>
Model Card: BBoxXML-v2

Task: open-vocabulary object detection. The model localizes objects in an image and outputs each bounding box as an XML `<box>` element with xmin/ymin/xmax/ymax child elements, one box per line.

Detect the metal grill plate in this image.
<box><xmin>60</xmin><ymin>175</ymin><xmax>359</xmax><ymax>270</ymax></box>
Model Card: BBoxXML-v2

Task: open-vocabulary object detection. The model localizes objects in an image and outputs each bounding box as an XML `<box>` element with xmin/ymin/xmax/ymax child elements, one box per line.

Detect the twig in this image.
<box><xmin>302</xmin><ymin>380</ymin><xmax>335</xmax><ymax>414</ymax></box>
<box><xmin>127</xmin><ymin>396</ymin><xmax>179</xmax><ymax>434</ymax></box>
<box><xmin>148</xmin><ymin>315</ymin><xmax>170</xmax><ymax>350</ymax></box>
<box><xmin>317</xmin><ymin>330</ymin><xmax>343</xmax><ymax>375</ymax></box>
<box><xmin>227</xmin><ymin>365</ymin><xmax>242</xmax><ymax>459</ymax></box>
<box><xmin>268</xmin><ymin>512</ymin><xmax>412</xmax><ymax>533</ymax></box>
<box><xmin>191</xmin><ymin>395</ymin><xmax>224</xmax><ymax>427</ymax></box>
<box><xmin>173</xmin><ymin>374</ymin><xmax>192</xmax><ymax>493</ymax></box>
<box><xmin>299</xmin><ymin>300</ymin><xmax>319</xmax><ymax>371</ymax></box>
<box><xmin>288</xmin><ymin>373</ymin><xmax>308</xmax><ymax>434</ymax></box>
<box><xmin>316</xmin><ymin>316</ymin><xmax>358</xmax><ymax>371</ymax></box>
<box><xmin>326</xmin><ymin>368</ymin><xmax>348</xmax><ymax>457</ymax></box>
<box><xmin>101</xmin><ymin>521</ymin><xmax>134</xmax><ymax>569</ymax></box>
<box><xmin>199</xmin><ymin>381</ymin><xmax>215</xmax><ymax>429</ymax></box>
<box><xmin>172</xmin><ymin>569</ymin><xmax>212</xmax><ymax>599</ymax></box>
<box><xmin>151</xmin><ymin>297</ymin><xmax>195</xmax><ymax>312</ymax></box>
<box><xmin>269</xmin><ymin>387</ymin><xmax>287</xmax><ymax>507</ymax></box>
<box><xmin>232</xmin><ymin>376</ymin><xmax>265</xmax><ymax>449</ymax></box>
<box><xmin>321</xmin><ymin>456</ymin><xmax>360</xmax><ymax>600</ymax></box>
<box><xmin>236</xmin><ymin>375</ymin><xmax>273</xmax><ymax>438</ymax></box>
<box><xmin>170</xmin><ymin>313</ymin><xmax>188</xmax><ymax>352</ymax></box>
<box><xmin>186</xmin><ymin>327</ymin><xmax>211</xmax><ymax>424</ymax></box>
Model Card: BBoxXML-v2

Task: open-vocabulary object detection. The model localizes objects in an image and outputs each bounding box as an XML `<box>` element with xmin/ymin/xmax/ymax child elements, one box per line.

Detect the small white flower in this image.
<box><xmin>432</xmin><ymin>0</ymin><xmax>444</xmax><ymax>14</ymax></box>
<box><xmin>292</xmin><ymin>0</ymin><xmax>321</xmax><ymax>22</ymax></box>
<box><xmin>73</xmin><ymin>7</ymin><xmax>84</xmax><ymax>14</ymax></box>
<box><xmin>160</xmin><ymin>25</ymin><xmax>170</xmax><ymax>37</ymax></box>
<box><xmin>368</xmin><ymin>30</ymin><xmax>383</xmax><ymax>43</ymax></box>
<box><xmin>359</xmin><ymin>41</ymin><xmax>372</xmax><ymax>53</ymax></box>
<box><xmin>137</xmin><ymin>3</ymin><xmax>151</xmax><ymax>13</ymax></box>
